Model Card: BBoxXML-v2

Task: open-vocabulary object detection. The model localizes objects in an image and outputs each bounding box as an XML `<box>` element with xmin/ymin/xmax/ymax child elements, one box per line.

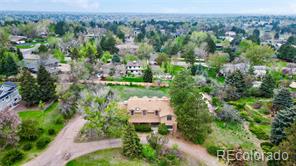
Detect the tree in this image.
<box><xmin>279</xmin><ymin>121</ymin><xmax>296</xmax><ymax>165</ymax></box>
<box><xmin>143</xmin><ymin>66</ymin><xmax>153</xmax><ymax>83</ymax></box>
<box><xmin>244</xmin><ymin>45</ymin><xmax>274</xmax><ymax>65</ymax></box>
<box><xmin>271</xmin><ymin>107</ymin><xmax>296</xmax><ymax>145</ymax></box>
<box><xmin>158</xmin><ymin>124</ymin><xmax>169</xmax><ymax>135</ymax></box>
<box><xmin>272</xmin><ymin>88</ymin><xmax>293</xmax><ymax>113</ymax></box>
<box><xmin>206</xmin><ymin>37</ymin><xmax>216</xmax><ymax>53</ymax></box>
<box><xmin>0</xmin><ymin>28</ymin><xmax>10</xmax><ymax>48</ymax></box>
<box><xmin>208</xmin><ymin>53</ymin><xmax>229</xmax><ymax>70</ymax></box>
<box><xmin>100</xmin><ymin>33</ymin><xmax>118</xmax><ymax>54</ymax></box>
<box><xmin>169</xmin><ymin>70</ymin><xmax>196</xmax><ymax>108</ymax></box>
<box><xmin>20</xmin><ymin>70</ymin><xmax>39</xmax><ymax>106</ymax></box>
<box><xmin>278</xmin><ymin>44</ymin><xmax>296</xmax><ymax>63</ymax></box>
<box><xmin>38</xmin><ymin>44</ymin><xmax>48</xmax><ymax>53</ymax></box>
<box><xmin>122</xmin><ymin>124</ymin><xmax>142</xmax><ymax>158</ymax></box>
<box><xmin>183</xmin><ymin>47</ymin><xmax>196</xmax><ymax>66</ymax></box>
<box><xmin>176</xmin><ymin>90</ymin><xmax>212</xmax><ymax>144</ymax></box>
<box><xmin>0</xmin><ymin>52</ymin><xmax>19</xmax><ymax>77</ymax></box>
<box><xmin>146</xmin><ymin>132</ymin><xmax>168</xmax><ymax>153</ymax></box>
<box><xmin>16</xmin><ymin>48</ymin><xmax>23</xmax><ymax>60</ymax></box>
<box><xmin>18</xmin><ymin>120</ymin><xmax>39</xmax><ymax>141</ymax></box>
<box><xmin>137</xmin><ymin>43</ymin><xmax>153</xmax><ymax>60</ymax></box>
<box><xmin>155</xmin><ymin>53</ymin><xmax>169</xmax><ymax>66</ymax></box>
<box><xmin>112</xmin><ymin>54</ymin><xmax>121</xmax><ymax>63</ymax></box>
<box><xmin>101</xmin><ymin>51</ymin><xmax>112</xmax><ymax>63</ymax></box>
<box><xmin>59</xmin><ymin>84</ymin><xmax>81</xmax><ymax>119</ymax></box>
<box><xmin>0</xmin><ymin>109</ymin><xmax>20</xmax><ymax>149</ymax></box>
<box><xmin>78</xmin><ymin>86</ymin><xmax>128</xmax><ymax>138</ymax></box>
<box><xmin>259</xmin><ymin>74</ymin><xmax>276</xmax><ymax>98</ymax></box>
<box><xmin>37</xmin><ymin>66</ymin><xmax>56</xmax><ymax>102</ymax></box>
<box><xmin>225</xmin><ymin>70</ymin><xmax>246</xmax><ymax>100</ymax></box>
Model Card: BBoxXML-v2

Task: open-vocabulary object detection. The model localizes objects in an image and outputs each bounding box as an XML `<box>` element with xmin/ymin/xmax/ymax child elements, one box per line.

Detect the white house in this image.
<box><xmin>0</xmin><ymin>82</ymin><xmax>21</xmax><ymax>111</ymax></box>
<box><xmin>126</xmin><ymin>61</ymin><xmax>143</xmax><ymax>76</ymax></box>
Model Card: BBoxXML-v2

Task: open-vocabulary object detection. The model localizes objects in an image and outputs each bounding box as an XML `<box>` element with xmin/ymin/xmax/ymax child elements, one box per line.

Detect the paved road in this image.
<box><xmin>24</xmin><ymin>116</ymin><xmax>224</xmax><ymax>166</ymax></box>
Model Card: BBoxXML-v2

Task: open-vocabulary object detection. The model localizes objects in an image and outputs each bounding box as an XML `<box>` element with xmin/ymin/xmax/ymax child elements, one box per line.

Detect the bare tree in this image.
<box><xmin>0</xmin><ymin>109</ymin><xmax>20</xmax><ymax>149</ymax></box>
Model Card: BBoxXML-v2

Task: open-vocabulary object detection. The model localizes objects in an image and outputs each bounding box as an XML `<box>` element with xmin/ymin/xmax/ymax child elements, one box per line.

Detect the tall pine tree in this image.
<box><xmin>279</xmin><ymin>121</ymin><xmax>296</xmax><ymax>165</ymax></box>
<box><xmin>225</xmin><ymin>70</ymin><xmax>247</xmax><ymax>100</ymax></box>
<box><xmin>272</xmin><ymin>88</ymin><xmax>293</xmax><ymax>113</ymax></box>
<box><xmin>20</xmin><ymin>70</ymin><xmax>39</xmax><ymax>106</ymax></box>
<box><xmin>37</xmin><ymin>66</ymin><xmax>56</xmax><ymax>102</ymax></box>
<box><xmin>271</xmin><ymin>107</ymin><xmax>296</xmax><ymax>145</ymax></box>
<box><xmin>122</xmin><ymin>124</ymin><xmax>142</xmax><ymax>158</ymax></box>
<box><xmin>143</xmin><ymin>66</ymin><xmax>153</xmax><ymax>83</ymax></box>
<box><xmin>259</xmin><ymin>73</ymin><xmax>276</xmax><ymax>98</ymax></box>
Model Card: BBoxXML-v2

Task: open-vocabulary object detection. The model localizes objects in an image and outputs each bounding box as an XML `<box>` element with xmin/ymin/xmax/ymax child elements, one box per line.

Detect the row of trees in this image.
<box><xmin>20</xmin><ymin>66</ymin><xmax>56</xmax><ymax>106</ymax></box>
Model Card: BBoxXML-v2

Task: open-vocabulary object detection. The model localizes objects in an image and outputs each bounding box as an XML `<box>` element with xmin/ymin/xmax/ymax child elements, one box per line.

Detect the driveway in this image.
<box><xmin>24</xmin><ymin>116</ymin><xmax>224</xmax><ymax>166</ymax></box>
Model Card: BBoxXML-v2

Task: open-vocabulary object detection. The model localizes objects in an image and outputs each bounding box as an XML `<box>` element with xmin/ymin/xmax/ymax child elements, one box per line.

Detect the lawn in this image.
<box><xmin>67</xmin><ymin>148</ymin><xmax>195</xmax><ymax>166</ymax></box>
<box><xmin>0</xmin><ymin>101</ymin><xmax>65</xmax><ymax>166</ymax></box>
<box><xmin>110</xmin><ymin>85</ymin><xmax>169</xmax><ymax>101</ymax></box>
<box><xmin>66</xmin><ymin>148</ymin><xmax>151</xmax><ymax>166</ymax></box>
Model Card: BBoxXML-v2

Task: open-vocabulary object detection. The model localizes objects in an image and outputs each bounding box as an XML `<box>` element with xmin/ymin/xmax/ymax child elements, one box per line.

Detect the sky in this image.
<box><xmin>0</xmin><ymin>0</ymin><xmax>296</xmax><ymax>15</ymax></box>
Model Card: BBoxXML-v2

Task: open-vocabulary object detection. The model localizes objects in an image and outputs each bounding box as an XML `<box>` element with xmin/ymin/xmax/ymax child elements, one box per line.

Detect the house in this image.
<box><xmin>10</xmin><ymin>35</ymin><xmax>27</xmax><ymax>44</ymax></box>
<box><xmin>0</xmin><ymin>82</ymin><xmax>21</xmax><ymax>111</ymax></box>
<box><xmin>126</xmin><ymin>61</ymin><xmax>143</xmax><ymax>76</ymax></box>
<box><xmin>253</xmin><ymin>66</ymin><xmax>269</xmax><ymax>79</ymax></box>
<box><xmin>282</xmin><ymin>63</ymin><xmax>296</xmax><ymax>76</ymax></box>
<box><xmin>116</xmin><ymin>43</ymin><xmax>139</xmax><ymax>55</ymax></box>
<box><xmin>24</xmin><ymin>56</ymin><xmax>59</xmax><ymax>74</ymax></box>
<box><xmin>121</xmin><ymin>96</ymin><xmax>177</xmax><ymax>133</ymax></box>
<box><xmin>220</xmin><ymin>63</ymin><xmax>249</xmax><ymax>76</ymax></box>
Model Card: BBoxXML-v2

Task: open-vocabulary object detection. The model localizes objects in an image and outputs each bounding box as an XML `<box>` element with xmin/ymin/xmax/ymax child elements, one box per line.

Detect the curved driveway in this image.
<box><xmin>24</xmin><ymin>116</ymin><xmax>224</xmax><ymax>166</ymax></box>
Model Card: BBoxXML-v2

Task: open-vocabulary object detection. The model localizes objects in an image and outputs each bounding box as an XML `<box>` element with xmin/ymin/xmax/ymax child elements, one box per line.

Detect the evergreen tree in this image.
<box><xmin>16</xmin><ymin>48</ymin><xmax>23</xmax><ymax>60</ymax></box>
<box><xmin>259</xmin><ymin>74</ymin><xmax>276</xmax><ymax>98</ymax></box>
<box><xmin>0</xmin><ymin>52</ymin><xmax>19</xmax><ymax>76</ymax></box>
<box><xmin>37</xmin><ymin>66</ymin><xmax>56</xmax><ymax>102</ymax></box>
<box><xmin>122</xmin><ymin>124</ymin><xmax>142</xmax><ymax>158</ymax></box>
<box><xmin>279</xmin><ymin>121</ymin><xmax>296</xmax><ymax>165</ymax></box>
<box><xmin>176</xmin><ymin>90</ymin><xmax>212</xmax><ymax>144</ymax></box>
<box><xmin>20</xmin><ymin>70</ymin><xmax>39</xmax><ymax>106</ymax></box>
<box><xmin>272</xmin><ymin>88</ymin><xmax>293</xmax><ymax>113</ymax></box>
<box><xmin>143</xmin><ymin>66</ymin><xmax>153</xmax><ymax>83</ymax></box>
<box><xmin>271</xmin><ymin>107</ymin><xmax>296</xmax><ymax>145</ymax></box>
<box><xmin>225</xmin><ymin>70</ymin><xmax>246</xmax><ymax>100</ymax></box>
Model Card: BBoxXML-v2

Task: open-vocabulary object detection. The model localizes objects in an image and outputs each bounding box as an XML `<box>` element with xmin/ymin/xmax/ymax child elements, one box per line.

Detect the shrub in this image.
<box><xmin>1</xmin><ymin>149</ymin><xmax>24</xmax><ymax>166</ymax></box>
<box><xmin>18</xmin><ymin>119</ymin><xmax>40</xmax><ymax>141</ymax></box>
<box><xmin>207</xmin><ymin>145</ymin><xmax>223</xmax><ymax>156</ymax></box>
<box><xmin>55</xmin><ymin>116</ymin><xmax>64</xmax><ymax>125</ymax></box>
<box><xmin>217</xmin><ymin>104</ymin><xmax>242</xmax><ymax>123</ymax></box>
<box><xmin>142</xmin><ymin>144</ymin><xmax>156</xmax><ymax>161</ymax></box>
<box><xmin>22</xmin><ymin>143</ymin><xmax>32</xmax><ymax>151</ymax></box>
<box><xmin>158</xmin><ymin>124</ymin><xmax>169</xmax><ymax>135</ymax></box>
<box><xmin>48</xmin><ymin>129</ymin><xmax>55</xmax><ymax>135</ymax></box>
<box><xmin>134</xmin><ymin>124</ymin><xmax>152</xmax><ymax>132</ymax></box>
<box><xmin>260</xmin><ymin>142</ymin><xmax>274</xmax><ymax>153</ymax></box>
<box><xmin>36</xmin><ymin>137</ymin><xmax>51</xmax><ymax>149</ymax></box>
<box><xmin>249</xmin><ymin>124</ymin><xmax>269</xmax><ymax>140</ymax></box>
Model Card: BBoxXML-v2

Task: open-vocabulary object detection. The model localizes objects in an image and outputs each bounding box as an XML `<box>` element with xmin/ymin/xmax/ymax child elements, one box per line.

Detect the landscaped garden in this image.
<box><xmin>0</xmin><ymin>102</ymin><xmax>65</xmax><ymax>166</ymax></box>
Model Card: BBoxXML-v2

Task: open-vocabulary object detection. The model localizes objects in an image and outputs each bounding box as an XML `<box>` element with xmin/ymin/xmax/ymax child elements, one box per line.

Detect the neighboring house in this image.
<box><xmin>282</xmin><ymin>63</ymin><xmax>296</xmax><ymax>76</ymax></box>
<box><xmin>253</xmin><ymin>66</ymin><xmax>269</xmax><ymax>79</ymax></box>
<box><xmin>116</xmin><ymin>42</ymin><xmax>139</xmax><ymax>55</ymax></box>
<box><xmin>24</xmin><ymin>56</ymin><xmax>59</xmax><ymax>74</ymax></box>
<box><xmin>10</xmin><ymin>35</ymin><xmax>27</xmax><ymax>44</ymax></box>
<box><xmin>220</xmin><ymin>63</ymin><xmax>249</xmax><ymax>76</ymax></box>
<box><xmin>126</xmin><ymin>61</ymin><xmax>143</xmax><ymax>76</ymax></box>
<box><xmin>0</xmin><ymin>82</ymin><xmax>21</xmax><ymax>111</ymax></box>
<box><xmin>121</xmin><ymin>96</ymin><xmax>177</xmax><ymax>133</ymax></box>
<box><xmin>98</xmin><ymin>63</ymin><xmax>126</xmax><ymax>79</ymax></box>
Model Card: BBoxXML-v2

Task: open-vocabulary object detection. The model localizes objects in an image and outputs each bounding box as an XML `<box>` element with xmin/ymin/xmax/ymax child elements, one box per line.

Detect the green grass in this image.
<box><xmin>16</xmin><ymin>44</ymin><xmax>34</xmax><ymax>49</ymax></box>
<box><xmin>110</xmin><ymin>85</ymin><xmax>169</xmax><ymax>101</ymax></box>
<box><xmin>66</xmin><ymin>148</ymin><xmax>151</xmax><ymax>166</ymax></box>
<box><xmin>203</xmin><ymin>120</ymin><xmax>256</xmax><ymax>152</ymax></box>
<box><xmin>0</xmin><ymin>102</ymin><xmax>65</xmax><ymax>166</ymax></box>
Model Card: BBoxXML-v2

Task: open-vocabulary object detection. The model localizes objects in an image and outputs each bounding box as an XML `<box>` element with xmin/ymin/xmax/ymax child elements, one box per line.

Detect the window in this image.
<box><xmin>130</xmin><ymin>110</ymin><xmax>134</xmax><ymax>116</ymax></box>
<box><xmin>167</xmin><ymin>115</ymin><xmax>172</xmax><ymax>121</ymax></box>
<box><xmin>155</xmin><ymin>111</ymin><xmax>159</xmax><ymax>116</ymax></box>
<box><xmin>143</xmin><ymin>110</ymin><xmax>147</xmax><ymax>116</ymax></box>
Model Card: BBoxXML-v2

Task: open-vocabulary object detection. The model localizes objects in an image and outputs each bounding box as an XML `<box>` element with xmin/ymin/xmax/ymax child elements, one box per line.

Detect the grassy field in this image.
<box><xmin>67</xmin><ymin>148</ymin><xmax>151</xmax><ymax>166</ymax></box>
<box><xmin>0</xmin><ymin>102</ymin><xmax>65</xmax><ymax>166</ymax></box>
<box><xmin>110</xmin><ymin>85</ymin><xmax>169</xmax><ymax>101</ymax></box>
